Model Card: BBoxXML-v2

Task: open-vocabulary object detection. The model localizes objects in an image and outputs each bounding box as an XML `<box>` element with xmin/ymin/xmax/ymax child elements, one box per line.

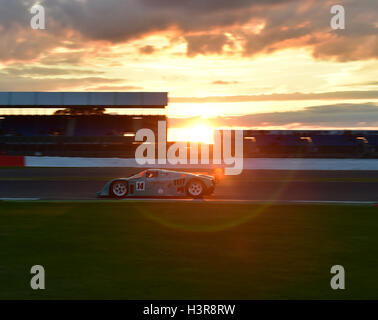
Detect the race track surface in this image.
<box><xmin>1</xmin><ymin>168</ymin><xmax>378</xmax><ymax>202</ymax></box>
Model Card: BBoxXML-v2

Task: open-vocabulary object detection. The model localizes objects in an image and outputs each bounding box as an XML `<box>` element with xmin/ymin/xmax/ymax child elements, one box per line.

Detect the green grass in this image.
<box><xmin>0</xmin><ymin>201</ymin><xmax>377</xmax><ymax>299</ymax></box>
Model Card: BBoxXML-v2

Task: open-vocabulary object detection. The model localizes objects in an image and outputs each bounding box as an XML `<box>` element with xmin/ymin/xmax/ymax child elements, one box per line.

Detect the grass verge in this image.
<box><xmin>0</xmin><ymin>201</ymin><xmax>377</xmax><ymax>299</ymax></box>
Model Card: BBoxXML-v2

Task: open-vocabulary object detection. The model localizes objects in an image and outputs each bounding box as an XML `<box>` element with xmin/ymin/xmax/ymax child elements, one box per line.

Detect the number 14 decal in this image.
<box><xmin>136</xmin><ymin>181</ymin><xmax>145</xmax><ymax>191</ymax></box>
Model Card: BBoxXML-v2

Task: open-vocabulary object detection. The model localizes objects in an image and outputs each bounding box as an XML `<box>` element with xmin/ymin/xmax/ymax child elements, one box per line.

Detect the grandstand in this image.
<box><xmin>0</xmin><ymin>92</ymin><xmax>167</xmax><ymax>157</ymax></box>
<box><xmin>243</xmin><ymin>130</ymin><xmax>378</xmax><ymax>158</ymax></box>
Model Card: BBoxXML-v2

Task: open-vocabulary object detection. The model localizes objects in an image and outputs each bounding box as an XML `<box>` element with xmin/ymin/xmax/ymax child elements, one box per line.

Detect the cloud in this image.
<box><xmin>185</xmin><ymin>34</ymin><xmax>233</xmax><ymax>57</ymax></box>
<box><xmin>138</xmin><ymin>45</ymin><xmax>156</xmax><ymax>55</ymax></box>
<box><xmin>171</xmin><ymin>91</ymin><xmax>378</xmax><ymax>103</ymax></box>
<box><xmin>342</xmin><ymin>81</ymin><xmax>378</xmax><ymax>87</ymax></box>
<box><xmin>0</xmin><ymin>0</ymin><xmax>376</xmax><ymax>62</ymax></box>
<box><xmin>169</xmin><ymin>102</ymin><xmax>378</xmax><ymax>129</ymax></box>
<box><xmin>234</xmin><ymin>103</ymin><xmax>378</xmax><ymax>126</ymax></box>
<box><xmin>241</xmin><ymin>0</ymin><xmax>378</xmax><ymax>61</ymax></box>
<box><xmin>85</xmin><ymin>85</ymin><xmax>144</xmax><ymax>91</ymax></box>
<box><xmin>212</xmin><ymin>80</ymin><xmax>240</xmax><ymax>85</ymax></box>
<box><xmin>0</xmin><ymin>65</ymin><xmax>104</xmax><ymax>77</ymax></box>
<box><xmin>0</xmin><ymin>75</ymin><xmax>125</xmax><ymax>91</ymax></box>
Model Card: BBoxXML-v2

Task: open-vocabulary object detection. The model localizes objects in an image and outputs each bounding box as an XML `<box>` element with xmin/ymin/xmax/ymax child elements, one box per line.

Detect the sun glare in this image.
<box><xmin>168</xmin><ymin>125</ymin><xmax>215</xmax><ymax>144</ymax></box>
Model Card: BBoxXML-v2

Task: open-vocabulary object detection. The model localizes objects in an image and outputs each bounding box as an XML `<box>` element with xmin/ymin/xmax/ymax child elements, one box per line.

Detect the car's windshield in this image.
<box><xmin>146</xmin><ymin>170</ymin><xmax>159</xmax><ymax>178</ymax></box>
<box><xmin>129</xmin><ymin>170</ymin><xmax>159</xmax><ymax>179</ymax></box>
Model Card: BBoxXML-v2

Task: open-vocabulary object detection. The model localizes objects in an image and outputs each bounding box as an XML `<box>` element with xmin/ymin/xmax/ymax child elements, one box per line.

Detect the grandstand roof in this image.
<box><xmin>0</xmin><ymin>92</ymin><xmax>168</xmax><ymax>108</ymax></box>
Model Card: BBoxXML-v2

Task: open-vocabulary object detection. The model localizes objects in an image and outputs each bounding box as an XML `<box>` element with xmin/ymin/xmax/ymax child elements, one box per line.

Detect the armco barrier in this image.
<box><xmin>0</xmin><ymin>156</ymin><xmax>25</xmax><ymax>167</ymax></box>
<box><xmin>22</xmin><ymin>156</ymin><xmax>378</xmax><ymax>171</ymax></box>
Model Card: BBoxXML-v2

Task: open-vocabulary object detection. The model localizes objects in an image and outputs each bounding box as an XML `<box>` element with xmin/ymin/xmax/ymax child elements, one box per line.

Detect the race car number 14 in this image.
<box><xmin>136</xmin><ymin>181</ymin><xmax>145</xmax><ymax>191</ymax></box>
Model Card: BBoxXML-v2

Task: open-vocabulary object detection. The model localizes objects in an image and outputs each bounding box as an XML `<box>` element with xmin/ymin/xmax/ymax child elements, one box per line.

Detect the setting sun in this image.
<box><xmin>168</xmin><ymin>124</ymin><xmax>215</xmax><ymax>144</ymax></box>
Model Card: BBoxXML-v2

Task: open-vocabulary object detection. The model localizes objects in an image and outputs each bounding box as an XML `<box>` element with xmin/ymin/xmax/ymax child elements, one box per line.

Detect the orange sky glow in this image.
<box><xmin>0</xmin><ymin>0</ymin><xmax>377</xmax><ymax>143</ymax></box>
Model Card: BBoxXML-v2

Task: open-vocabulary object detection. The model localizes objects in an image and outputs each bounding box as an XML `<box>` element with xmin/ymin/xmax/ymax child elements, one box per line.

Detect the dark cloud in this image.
<box><xmin>241</xmin><ymin>0</ymin><xmax>378</xmax><ymax>61</ymax></box>
<box><xmin>185</xmin><ymin>34</ymin><xmax>234</xmax><ymax>56</ymax></box>
<box><xmin>171</xmin><ymin>91</ymin><xmax>378</xmax><ymax>103</ymax></box>
<box><xmin>233</xmin><ymin>103</ymin><xmax>378</xmax><ymax>126</ymax></box>
<box><xmin>139</xmin><ymin>45</ymin><xmax>155</xmax><ymax>55</ymax></box>
<box><xmin>49</xmin><ymin>0</ymin><xmax>291</xmax><ymax>41</ymax></box>
<box><xmin>0</xmin><ymin>0</ymin><xmax>375</xmax><ymax>63</ymax></box>
<box><xmin>169</xmin><ymin>103</ymin><xmax>378</xmax><ymax>128</ymax></box>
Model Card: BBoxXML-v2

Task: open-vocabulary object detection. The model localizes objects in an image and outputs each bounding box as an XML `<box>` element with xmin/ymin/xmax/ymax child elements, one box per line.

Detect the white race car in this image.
<box><xmin>97</xmin><ymin>169</ymin><xmax>216</xmax><ymax>199</ymax></box>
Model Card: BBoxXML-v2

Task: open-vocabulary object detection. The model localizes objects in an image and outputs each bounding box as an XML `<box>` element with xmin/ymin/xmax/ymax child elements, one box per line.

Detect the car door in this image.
<box><xmin>145</xmin><ymin>170</ymin><xmax>178</xmax><ymax>196</ymax></box>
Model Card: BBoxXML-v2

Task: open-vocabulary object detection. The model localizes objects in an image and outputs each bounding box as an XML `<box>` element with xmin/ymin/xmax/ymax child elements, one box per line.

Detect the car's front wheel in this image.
<box><xmin>110</xmin><ymin>180</ymin><xmax>128</xmax><ymax>199</ymax></box>
<box><xmin>186</xmin><ymin>179</ymin><xmax>205</xmax><ymax>199</ymax></box>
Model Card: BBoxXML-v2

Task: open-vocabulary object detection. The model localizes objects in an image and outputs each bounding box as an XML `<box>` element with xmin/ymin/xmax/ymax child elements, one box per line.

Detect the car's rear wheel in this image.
<box><xmin>110</xmin><ymin>180</ymin><xmax>128</xmax><ymax>199</ymax></box>
<box><xmin>186</xmin><ymin>179</ymin><xmax>205</xmax><ymax>199</ymax></box>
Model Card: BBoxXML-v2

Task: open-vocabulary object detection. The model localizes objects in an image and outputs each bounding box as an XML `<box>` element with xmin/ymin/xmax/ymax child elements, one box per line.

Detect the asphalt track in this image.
<box><xmin>1</xmin><ymin>167</ymin><xmax>378</xmax><ymax>202</ymax></box>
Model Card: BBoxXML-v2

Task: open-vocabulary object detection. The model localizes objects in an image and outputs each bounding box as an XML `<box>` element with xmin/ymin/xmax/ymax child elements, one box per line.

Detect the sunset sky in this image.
<box><xmin>0</xmin><ymin>0</ymin><xmax>377</xmax><ymax>139</ymax></box>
